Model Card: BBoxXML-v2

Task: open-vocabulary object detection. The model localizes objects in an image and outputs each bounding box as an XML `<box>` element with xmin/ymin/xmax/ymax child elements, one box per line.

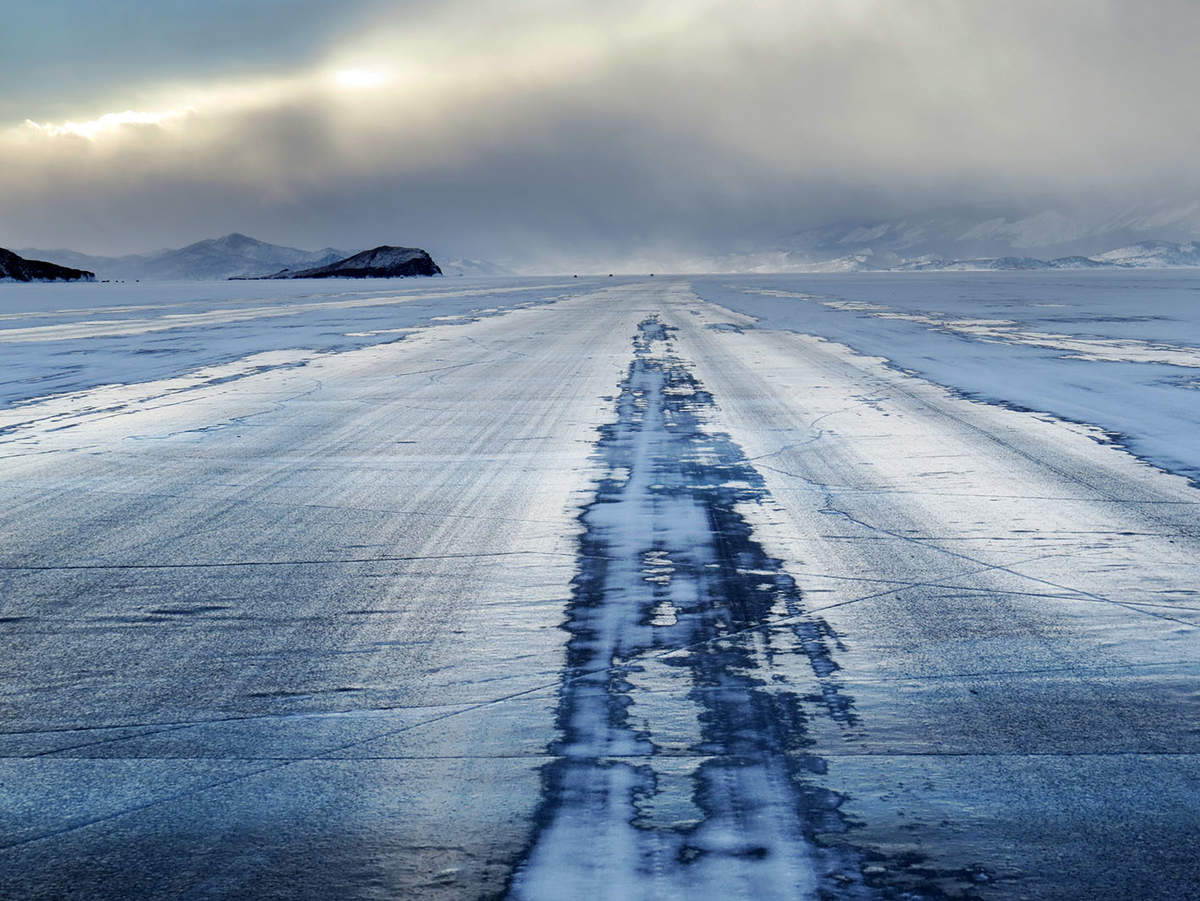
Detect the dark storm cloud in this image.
<box><xmin>3</xmin><ymin>0</ymin><xmax>1200</xmax><ymax>264</ymax></box>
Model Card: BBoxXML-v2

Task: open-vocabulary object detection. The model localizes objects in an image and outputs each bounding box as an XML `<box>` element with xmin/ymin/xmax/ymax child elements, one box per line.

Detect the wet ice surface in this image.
<box><xmin>1</xmin><ymin>275</ymin><xmax>1199</xmax><ymax>899</ymax></box>
<box><xmin>692</xmin><ymin>270</ymin><xmax>1200</xmax><ymax>481</ymax></box>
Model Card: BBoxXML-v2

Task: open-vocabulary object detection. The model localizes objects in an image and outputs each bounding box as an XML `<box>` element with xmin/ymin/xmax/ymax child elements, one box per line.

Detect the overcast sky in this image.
<box><xmin>3</xmin><ymin>0</ymin><xmax>1199</xmax><ymax>264</ymax></box>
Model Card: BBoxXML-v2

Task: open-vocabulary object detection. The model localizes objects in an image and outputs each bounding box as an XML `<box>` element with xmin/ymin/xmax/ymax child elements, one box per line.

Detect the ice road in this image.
<box><xmin>1</xmin><ymin>275</ymin><xmax>1198</xmax><ymax>900</ymax></box>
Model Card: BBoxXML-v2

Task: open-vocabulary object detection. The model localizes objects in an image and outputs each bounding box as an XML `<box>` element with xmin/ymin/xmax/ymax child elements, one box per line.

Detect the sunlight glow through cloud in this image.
<box><xmin>333</xmin><ymin>69</ymin><xmax>389</xmax><ymax>89</ymax></box>
<box><xmin>22</xmin><ymin>109</ymin><xmax>190</xmax><ymax>140</ymax></box>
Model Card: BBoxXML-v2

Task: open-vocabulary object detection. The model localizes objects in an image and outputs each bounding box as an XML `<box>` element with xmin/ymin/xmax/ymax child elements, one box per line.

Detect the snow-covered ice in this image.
<box><xmin>692</xmin><ymin>270</ymin><xmax>1200</xmax><ymax>482</ymax></box>
<box><xmin>0</xmin><ymin>277</ymin><xmax>588</xmax><ymax>410</ymax></box>
<box><xmin>1</xmin><ymin>274</ymin><xmax>1199</xmax><ymax>900</ymax></box>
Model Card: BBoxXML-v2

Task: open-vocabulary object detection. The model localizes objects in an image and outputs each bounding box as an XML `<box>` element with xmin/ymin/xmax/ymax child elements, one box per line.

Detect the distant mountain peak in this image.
<box><xmin>14</xmin><ymin>234</ymin><xmax>360</xmax><ymax>281</ymax></box>
<box><xmin>206</xmin><ymin>232</ymin><xmax>259</xmax><ymax>249</ymax></box>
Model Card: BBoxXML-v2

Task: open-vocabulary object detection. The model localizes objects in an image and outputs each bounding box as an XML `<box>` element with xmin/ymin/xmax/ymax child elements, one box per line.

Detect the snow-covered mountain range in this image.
<box><xmin>17</xmin><ymin>234</ymin><xmax>355</xmax><ymax>281</ymax></box>
<box><xmin>674</xmin><ymin>241</ymin><xmax>1200</xmax><ymax>275</ymax></box>
<box><xmin>776</xmin><ymin>200</ymin><xmax>1200</xmax><ymax>265</ymax></box>
<box><xmin>677</xmin><ymin>200</ymin><xmax>1200</xmax><ymax>273</ymax></box>
<box><xmin>1093</xmin><ymin>241</ymin><xmax>1200</xmax><ymax>268</ymax></box>
<box><xmin>14</xmin><ymin>202</ymin><xmax>1200</xmax><ymax>279</ymax></box>
<box><xmin>894</xmin><ymin>243</ymin><xmax>1200</xmax><ymax>271</ymax></box>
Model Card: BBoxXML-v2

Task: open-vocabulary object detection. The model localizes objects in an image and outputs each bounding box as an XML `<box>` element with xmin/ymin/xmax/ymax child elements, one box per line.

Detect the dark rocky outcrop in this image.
<box><xmin>265</xmin><ymin>246</ymin><xmax>441</xmax><ymax>279</ymax></box>
<box><xmin>0</xmin><ymin>247</ymin><xmax>95</xmax><ymax>282</ymax></box>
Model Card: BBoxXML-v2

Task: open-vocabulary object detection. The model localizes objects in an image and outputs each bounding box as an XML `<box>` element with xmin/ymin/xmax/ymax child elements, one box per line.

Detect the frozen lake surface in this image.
<box><xmin>1</xmin><ymin>273</ymin><xmax>1198</xmax><ymax>899</ymax></box>
<box><xmin>0</xmin><ymin>277</ymin><xmax>591</xmax><ymax>409</ymax></box>
<box><xmin>694</xmin><ymin>270</ymin><xmax>1200</xmax><ymax>483</ymax></box>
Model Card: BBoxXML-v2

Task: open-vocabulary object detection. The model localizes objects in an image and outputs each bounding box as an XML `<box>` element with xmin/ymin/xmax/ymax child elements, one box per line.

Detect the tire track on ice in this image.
<box><xmin>506</xmin><ymin>318</ymin><xmax>869</xmax><ymax>901</ymax></box>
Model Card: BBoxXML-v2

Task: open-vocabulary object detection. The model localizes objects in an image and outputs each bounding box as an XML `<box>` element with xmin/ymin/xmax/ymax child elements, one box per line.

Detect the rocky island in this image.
<box><xmin>263</xmin><ymin>246</ymin><xmax>441</xmax><ymax>279</ymax></box>
<box><xmin>0</xmin><ymin>247</ymin><xmax>95</xmax><ymax>282</ymax></box>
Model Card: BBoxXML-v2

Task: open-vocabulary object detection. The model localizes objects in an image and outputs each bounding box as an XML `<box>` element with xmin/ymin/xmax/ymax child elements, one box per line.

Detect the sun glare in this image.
<box><xmin>333</xmin><ymin>69</ymin><xmax>388</xmax><ymax>89</ymax></box>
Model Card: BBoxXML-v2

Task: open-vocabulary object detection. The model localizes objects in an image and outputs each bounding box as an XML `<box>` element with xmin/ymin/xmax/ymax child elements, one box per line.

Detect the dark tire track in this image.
<box><xmin>506</xmin><ymin>318</ymin><xmax>869</xmax><ymax>900</ymax></box>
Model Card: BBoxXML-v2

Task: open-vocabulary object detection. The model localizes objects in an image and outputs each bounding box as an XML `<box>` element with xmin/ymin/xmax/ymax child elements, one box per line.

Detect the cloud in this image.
<box><xmin>3</xmin><ymin>0</ymin><xmax>1200</xmax><ymax>261</ymax></box>
<box><xmin>23</xmin><ymin>110</ymin><xmax>192</xmax><ymax>141</ymax></box>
